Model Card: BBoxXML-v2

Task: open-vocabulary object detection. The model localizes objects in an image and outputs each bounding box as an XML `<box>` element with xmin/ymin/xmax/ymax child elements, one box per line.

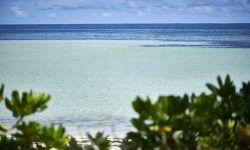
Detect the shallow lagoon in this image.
<box><xmin>0</xmin><ymin>40</ymin><xmax>250</xmax><ymax>137</ymax></box>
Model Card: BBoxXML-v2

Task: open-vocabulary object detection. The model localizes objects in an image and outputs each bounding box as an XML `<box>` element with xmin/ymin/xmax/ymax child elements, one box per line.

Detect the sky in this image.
<box><xmin>0</xmin><ymin>0</ymin><xmax>250</xmax><ymax>24</ymax></box>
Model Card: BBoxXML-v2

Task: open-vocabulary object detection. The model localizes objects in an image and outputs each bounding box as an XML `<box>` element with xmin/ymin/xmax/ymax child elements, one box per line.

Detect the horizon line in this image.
<box><xmin>1</xmin><ymin>22</ymin><xmax>250</xmax><ymax>25</ymax></box>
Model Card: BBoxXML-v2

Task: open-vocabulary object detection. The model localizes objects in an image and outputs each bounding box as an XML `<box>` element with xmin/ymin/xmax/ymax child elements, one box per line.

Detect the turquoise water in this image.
<box><xmin>0</xmin><ymin>40</ymin><xmax>250</xmax><ymax>137</ymax></box>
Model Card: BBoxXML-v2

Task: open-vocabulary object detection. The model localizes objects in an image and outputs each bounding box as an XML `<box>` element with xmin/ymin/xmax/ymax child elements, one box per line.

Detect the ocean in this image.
<box><xmin>1</xmin><ymin>24</ymin><xmax>250</xmax><ymax>48</ymax></box>
<box><xmin>0</xmin><ymin>24</ymin><xmax>250</xmax><ymax>137</ymax></box>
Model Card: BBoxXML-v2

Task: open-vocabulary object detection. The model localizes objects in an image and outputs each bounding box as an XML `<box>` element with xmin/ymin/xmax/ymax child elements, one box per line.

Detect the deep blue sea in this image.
<box><xmin>0</xmin><ymin>24</ymin><xmax>250</xmax><ymax>48</ymax></box>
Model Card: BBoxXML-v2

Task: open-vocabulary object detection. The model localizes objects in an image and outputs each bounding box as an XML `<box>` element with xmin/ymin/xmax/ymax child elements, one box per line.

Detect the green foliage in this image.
<box><xmin>5</xmin><ymin>91</ymin><xmax>50</xmax><ymax>118</ymax></box>
<box><xmin>0</xmin><ymin>84</ymin><xmax>110</xmax><ymax>150</ymax></box>
<box><xmin>1</xmin><ymin>75</ymin><xmax>250</xmax><ymax>150</ymax></box>
<box><xmin>84</xmin><ymin>132</ymin><xmax>111</xmax><ymax>150</ymax></box>
<box><xmin>14</xmin><ymin>122</ymin><xmax>70</xmax><ymax>149</ymax></box>
<box><xmin>121</xmin><ymin>75</ymin><xmax>250</xmax><ymax>150</ymax></box>
<box><xmin>0</xmin><ymin>84</ymin><xmax>82</xmax><ymax>150</ymax></box>
<box><xmin>0</xmin><ymin>135</ymin><xmax>19</xmax><ymax>149</ymax></box>
<box><xmin>41</xmin><ymin>124</ymin><xmax>68</xmax><ymax>148</ymax></box>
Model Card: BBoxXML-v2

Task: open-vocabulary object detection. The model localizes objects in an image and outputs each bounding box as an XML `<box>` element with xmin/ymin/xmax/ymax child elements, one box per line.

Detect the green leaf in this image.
<box><xmin>133</xmin><ymin>97</ymin><xmax>153</xmax><ymax>119</ymax></box>
<box><xmin>217</xmin><ymin>76</ymin><xmax>223</xmax><ymax>89</ymax></box>
<box><xmin>40</xmin><ymin>123</ymin><xmax>69</xmax><ymax>149</ymax></box>
<box><xmin>85</xmin><ymin>132</ymin><xmax>110</xmax><ymax>150</ymax></box>
<box><xmin>241</xmin><ymin>81</ymin><xmax>250</xmax><ymax>102</ymax></box>
<box><xmin>56</xmin><ymin>125</ymin><xmax>65</xmax><ymax>139</ymax></box>
<box><xmin>225</xmin><ymin>75</ymin><xmax>231</xmax><ymax>86</ymax></box>
<box><xmin>15</xmin><ymin>121</ymin><xmax>42</xmax><ymax>140</ymax></box>
<box><xmin>68</xmin><ymin>137</ymin><xmax>82</xmax><ymax>150</ymax></box>
<box><xmin>157</xmin><ymin>95</ymin><xmax>189</xmax><ymax>117</ymax></box>
<box><xmin>4</xmin><ymin>90</ymin><xmax>51</xmax><ymax>118</ymax></box>
<box><xmin>0</xmin><ymin>84</ymin><xmax>4</xmax><ymax>102</ymax></box>
<box><xmin>206</xmin><ymin>83</ymin><xmax>218</xmax><ymax>93</ymax></box>
<box><xmin>0</xmin><ymin>123</ymin><xmax>8</xmax><ymax>132</ymax></box>
<box><xmin>5</xmin><ymin>98</ymin><xmax>15</xmax><ymax>117</ymax></box>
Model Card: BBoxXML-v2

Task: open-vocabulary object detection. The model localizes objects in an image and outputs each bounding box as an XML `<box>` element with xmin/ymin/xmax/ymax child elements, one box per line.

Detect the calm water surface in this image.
<box><xmin>0</xmin><ymin>40</ymin><xmax>250</xmax><ymax>136</ymax></box>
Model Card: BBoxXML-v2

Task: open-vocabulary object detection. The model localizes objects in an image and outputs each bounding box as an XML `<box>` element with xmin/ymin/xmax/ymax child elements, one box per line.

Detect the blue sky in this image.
<box><xmin>0</xmin><ymin>0</ymin><xmax>250</xmax><ymax>24</ymax></box>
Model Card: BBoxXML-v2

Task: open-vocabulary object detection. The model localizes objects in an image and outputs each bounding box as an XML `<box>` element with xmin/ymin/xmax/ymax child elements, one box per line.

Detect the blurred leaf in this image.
<box><xmin>241</xmin><ymin>81</ymin><xmax>250</xmax><ymax>101</ymax></box>
<box><xmin>5</xmin><ymin>91</ymin><xmax>50</xmax><ymax>118</ymax></box>
<box><xmin>16</xmin><ymin>121</ymin><xmax>42</xmax><ymax>138</ymax></box>
<box><xmin>240</xmin><ymin>81</ymin><xmax>250</xmax><ymax>123</ymax></box>
<box><xmin>159</xmin><ymin>125</ymin><xmax>172</xmax><ymax>132</ymax></box>
<box><xmin>206</xmin><ymin>83</ymin><xmax>218</xmax><ymax>93</ymax></box>
<box><xmin>157</xmin><ymin>95</ymin><xmax>189</xmax><ymax>117</ymax></box>
<box><xmin>84</xmin><ymin>132</ymin><xmax>110</xmax><ymax>150</ymax></box>
<box><xmin>0</xmin><ymin>84</ymin><xmax>4</xmax><ymax>102</ymax></box>
<box><xmin>0</xmin><ymin>135</ymin><xmax>19</xmax><ymax>150</ymax></box>
<box><xmin>236</xmin><ymin>128</ymin><xmax>250</xmax><ymax>149</ymax></box>
<box><xmin>68</xmin><ymin>137</ymin><xmax>82</xmax><ymax>150</ymax></box>
<box><xmin>40</xmin><ymin>124</ymin><xmax>69</xmax><ymax>149</ymax></box>
<box><xmin>133</xmin><ymin>97</ymin><xmax>153</xmax><ymax>119</ymax></box>
<box><xmin>217</xmin><ymin>76</ymin><xmax>223</xmax><ymax>89</ymax></box>
<box><xmin>0</xmin><ymin>124</ymin><xmax>8</xmax><ymax>133</ymax></box>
